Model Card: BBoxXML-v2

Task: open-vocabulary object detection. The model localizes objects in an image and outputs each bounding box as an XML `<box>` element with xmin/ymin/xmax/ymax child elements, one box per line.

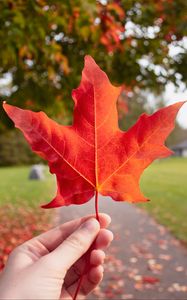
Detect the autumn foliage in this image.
<box><xmin>0</xmin><ymin>0</ymin><xmax>186</xmax><ymax>125</ymax></box>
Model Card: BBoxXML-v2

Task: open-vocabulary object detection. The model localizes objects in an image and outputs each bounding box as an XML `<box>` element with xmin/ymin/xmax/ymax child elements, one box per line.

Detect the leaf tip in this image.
<box><xmin>40</xmin><ymin>204</ymin><xmax>49</xmax><ymax>209</ymax></box>
<box><xmin>41</xmin><ymin>196</ymin><xmax>65</xmax><ymax>209</ymax></box>
<box><xmin>2</xmin><ymin>101</ymin><xmax>7</xmax><ymax>110</ymax></box>
<box><xmin>84</xmin><ymin>55</ymin><xmax>98</xmax><ymax>70</ymax></box>
<box><xmin>41</xmin><ymin>202</ymin><xmax>55</xmax><ymax>209</ymax></box>
<box><xmin>84</xmin><ymin>54</ymin><xmax>93</xmax><ymax>63</ymax></box>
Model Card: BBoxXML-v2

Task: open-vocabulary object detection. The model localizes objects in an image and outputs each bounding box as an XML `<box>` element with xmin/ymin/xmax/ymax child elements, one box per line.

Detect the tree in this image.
<box><xmin>0</xmin><ymin>0</ymin><xmax>187</xmax><ymax>129</ymax></box>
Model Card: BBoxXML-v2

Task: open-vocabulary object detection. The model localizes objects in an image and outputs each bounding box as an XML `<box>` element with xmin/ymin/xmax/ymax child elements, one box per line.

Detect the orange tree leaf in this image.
<box><xmin>3</xmin><ymin>56</ymin><xmax>185</xmax><ymax>208</ymax></box>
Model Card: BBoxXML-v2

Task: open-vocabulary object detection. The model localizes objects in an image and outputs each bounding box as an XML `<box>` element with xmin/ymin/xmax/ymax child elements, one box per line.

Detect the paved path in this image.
<box><xmin>59</xmin><ymin>196</ymin><xmax>187</xmax><ymax>299</ymax></box>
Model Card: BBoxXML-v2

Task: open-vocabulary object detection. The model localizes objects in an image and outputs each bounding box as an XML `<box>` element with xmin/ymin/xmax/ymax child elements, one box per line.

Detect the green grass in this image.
<box><xmin>0</xmin><ymin>166</ymin><xmax>55</xmax><ymax>207</ymax></box>
<box><xmin>140</xmin><ymin>157</ymin><xmax>187</xmax><ymax>243</ymax></box>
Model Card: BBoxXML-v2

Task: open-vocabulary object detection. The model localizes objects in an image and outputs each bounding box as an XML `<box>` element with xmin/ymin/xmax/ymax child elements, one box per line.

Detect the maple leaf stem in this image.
<box><xmin>95</xmin><ymin>190</ymin><xmax>100</xmax><ymax>222</ymax></box>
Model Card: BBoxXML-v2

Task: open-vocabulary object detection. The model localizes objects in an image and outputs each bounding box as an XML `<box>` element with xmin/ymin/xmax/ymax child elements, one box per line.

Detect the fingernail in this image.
<box><xmin>80</xmin><ymin>218</ymin><xmax>99</xmax><ymax>232</ymax></box>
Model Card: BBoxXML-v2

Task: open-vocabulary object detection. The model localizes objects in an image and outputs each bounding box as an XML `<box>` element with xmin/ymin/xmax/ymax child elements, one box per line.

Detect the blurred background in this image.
<box><xmin>0</xmin><ymin>1</ymin><xmax>187</xmax><ymax>299</ymax></box>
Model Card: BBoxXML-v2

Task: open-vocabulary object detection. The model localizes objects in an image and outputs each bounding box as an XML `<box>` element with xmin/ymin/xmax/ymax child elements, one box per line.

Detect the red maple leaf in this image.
<box><xmin>142</xmin><ymin>276</ymin><xmax>160</xmax><ymax>284</ymax></box>
<box><xmin>3</xmin><ymin>56</ymin><xmax>185</xmax><ymax>218</ymax></box>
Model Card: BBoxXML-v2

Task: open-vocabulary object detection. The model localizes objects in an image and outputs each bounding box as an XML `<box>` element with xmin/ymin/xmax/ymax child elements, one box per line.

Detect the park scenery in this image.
<box><xmin>0</xmin><ymin>1</ymin><xmax>187</xmax><ymax>299</ymax></box>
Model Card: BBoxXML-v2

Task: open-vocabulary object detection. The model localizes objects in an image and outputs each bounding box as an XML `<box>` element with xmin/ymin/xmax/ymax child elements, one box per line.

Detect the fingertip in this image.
<box><xmin>90</xmin><ymin>249</ymin><xmax>105</xmax><ymax>265</ymax></box>
<box><xmin>80</xmin><ymin>214</ymin><xmax>111</xmax><ymax>230</ymax></box>
<box><xmin>88</xmin><ymin>265</ymin><xmax>104</xmax><ymax>284</ymax></box>
<box><xmin>80</xmin><ymin>218</ymin><xmax>100</xmax><ymax>232</ymax></box>
<box><xmin>106</xmin><ymin>229</ymin><xmax>114</xmax><ymax>243</ymax></box>
<box><xmin>95</xmin><ymin>229</ymin><xmax>114</xmax><ymax>249</ymax></box>
<box><xmin>97</xmin><ymin>213</ymin><xmax>111</xmax><ymax>228</ymax></box>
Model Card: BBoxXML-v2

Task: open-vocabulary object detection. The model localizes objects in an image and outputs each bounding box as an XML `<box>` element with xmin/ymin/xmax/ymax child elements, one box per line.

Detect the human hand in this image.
<box><xmin>0</xmin><ymin>214</ymin><xmax>113</xmax><ymax>299</ymax></box>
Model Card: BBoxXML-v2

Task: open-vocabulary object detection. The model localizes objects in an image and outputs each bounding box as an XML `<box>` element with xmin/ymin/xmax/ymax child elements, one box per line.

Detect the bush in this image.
<box><xmin>0</xmin><ymin>130</ymin><xmax>42</xmax><ymax>166</ymax></box>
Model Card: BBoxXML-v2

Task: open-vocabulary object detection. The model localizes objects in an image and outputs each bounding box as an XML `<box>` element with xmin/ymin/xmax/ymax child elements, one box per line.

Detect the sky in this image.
<box><xmin>164</xmin><ymin>83</ymin><xmax>187</xmax><ymax>129</ymax></box>
<box><xmin>164</xmin><ymin>38</ymin><xmax>187</xmax><ymax>128</ymax></box>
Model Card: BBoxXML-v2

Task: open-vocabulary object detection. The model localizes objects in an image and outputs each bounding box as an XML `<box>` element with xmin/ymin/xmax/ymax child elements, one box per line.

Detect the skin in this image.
<box><xmin>0</xmin><ymin>213</ymin><xmax>113</xmax><ymax>300</ymax></box>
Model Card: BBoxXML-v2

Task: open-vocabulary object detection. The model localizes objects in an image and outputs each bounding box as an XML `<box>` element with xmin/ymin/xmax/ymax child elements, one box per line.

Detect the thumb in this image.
<box><xmin>44</xmin><ymin>218</ymin><xmax>100</xmax><ymax>271</ymax></box>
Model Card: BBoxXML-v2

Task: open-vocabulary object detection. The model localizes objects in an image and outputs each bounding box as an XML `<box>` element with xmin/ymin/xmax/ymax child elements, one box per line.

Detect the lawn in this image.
<box><xmin>0</xmin><ymin>165</ymin><xmax>55</xmax><ymax>207</ymax></box>
<box><xmin>0</xmin><ymin>158</ymin><xmax>187</xmax><ymax>243</ymax></box>
<box><xmin>140</xmin><ymin>157</ymin><xmax>187</xmax><ymax>243</ymax></box>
